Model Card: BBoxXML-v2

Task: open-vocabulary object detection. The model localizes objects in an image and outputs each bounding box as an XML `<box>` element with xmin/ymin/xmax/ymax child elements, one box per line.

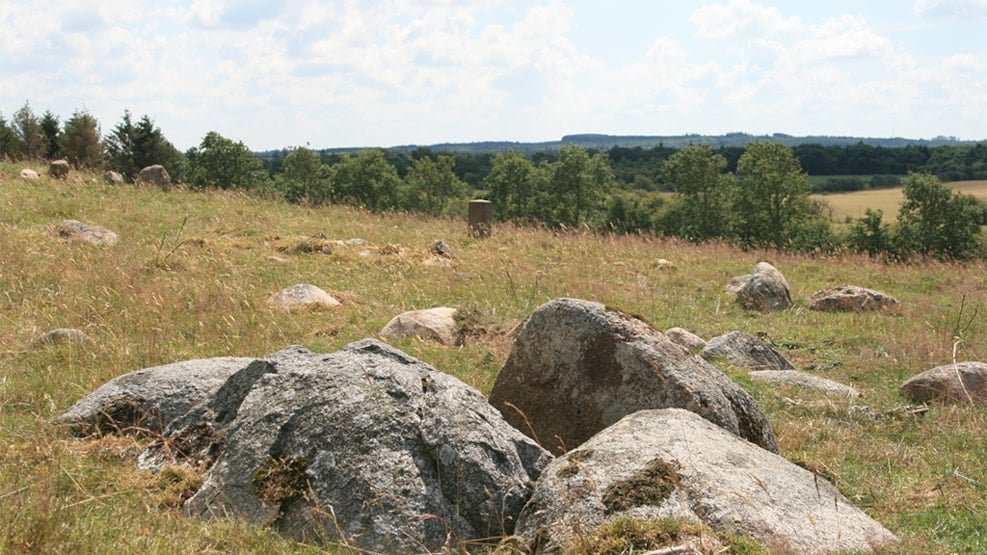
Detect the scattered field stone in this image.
<box><xmin>49</xmin><ymin>159</ymin><xmax>70</xmax><ymax>179</ymax></box>
<box><xmin>138</xmin><ymin>164</ymin><xmax>171</xmax><ymax>189</ymax></box>
<box><xmin>104</xmin><ymin>170</ymin><xmax>125</xmax><ymax>184</ymax></box>
<box><xmin>665</xmin><ymin>327</ymin><xmax>706</xmax><ymax>352</ymax></box>
<box><xmin>55</xmin><ymin>219</ymin><xmax>119</xmax><ymax>246</ymax></box>
<box><xmin>727</xmin><ymin>262</ymin><xmax>792</xmax><ymax>311</ymax></box>
<box><xmin>514</xmin><ymin>408</ymin><xmax>898</xmax><ymax>554</ymax></box>
<box><xmin>900</xmin><ymin>361</ymin><xmax>987</xmax><ymax>405</ymax></box>
<box><xmin>810</xmin><ymin>285</ymin><xmax>899</xmax><ymax>313</ymax></box>
<box><xmin>428</xmin><ymin>239</ymin><xmax>454</xmax><ymax>257</ymax></box>
<box><xmin>267</xmin><ymin>284</ymin><xmax>340</xmax><ymax>310</ymax></box>
<box><xmin>19</xmin><ymin>168</ymin><xmax>39</xmax><ymax>180</ymax></box>
<box><xmin>56</xmin><ymin>356</ymin><xmax>254</xmax><ymax>436</ymax></box>
<box><xmin>380</xmin><ymin>307</ymin><xmax>462</xmax><ymax>346</ymax></box>
<box><xmin>489</xmin><ymin>298</ymin><xmax>778</xmax><ymax>455</ymax></box>
<box><xmin>702</xmin><ymin>331</ymin><xmax>796</xmax><ymax>370</ymax></box>
<box><xmin>750</xmin><ymin>370</ymin><xmax>860</xmax><ymax>397</ymax></box>
<box><xmin>33</xmin><ymin>328</ymin><xmax>88</xmax><ymax>346</ymax></box>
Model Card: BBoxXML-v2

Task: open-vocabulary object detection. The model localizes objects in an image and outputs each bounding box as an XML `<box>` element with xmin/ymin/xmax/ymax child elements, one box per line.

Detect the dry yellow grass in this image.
<box><xmin>813</xmin><ymin>179</ymin><xmax>987</xmax><ymax>222</ymax></box>
<box><xmin>3</xmin><ymin>164</ymin><xmax>987</xmax><ymax>553</ymax></box>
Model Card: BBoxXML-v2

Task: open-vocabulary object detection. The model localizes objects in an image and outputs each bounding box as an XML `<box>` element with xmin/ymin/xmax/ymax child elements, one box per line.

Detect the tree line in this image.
<box><xmin>2</xmin><ymin>101</ymin><xmax>984</xmax><ymax>261</ymax></box>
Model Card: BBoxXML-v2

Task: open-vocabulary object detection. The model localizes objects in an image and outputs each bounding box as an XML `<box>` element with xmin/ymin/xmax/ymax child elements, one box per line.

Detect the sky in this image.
<box><xmin>2</xmin><ymin>0</ymin><xmax>987</xmax><ymax>151</ymax></box>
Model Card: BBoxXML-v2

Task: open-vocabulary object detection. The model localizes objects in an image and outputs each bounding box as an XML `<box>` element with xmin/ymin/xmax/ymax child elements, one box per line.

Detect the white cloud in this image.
<box><xmin>690</xmin><ymin>0</ymin><xmax>801</xmax><ymax>40</ymax></box>
<box><xmin>914</xmin><ymin>0</ymin><xmax>987</xmax><ymax>17</ymax></box>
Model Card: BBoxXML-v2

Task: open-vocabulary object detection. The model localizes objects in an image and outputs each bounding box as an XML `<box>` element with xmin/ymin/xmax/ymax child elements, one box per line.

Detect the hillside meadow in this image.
<box><xmin>2</xmin><ymin>164</ymin><xmax>987</xmax><ymax>553</ymax></box>
<box><xmin>811</xmin><ymin>179</ymin><xmax>987</xmax><ymax>222</ymax></box>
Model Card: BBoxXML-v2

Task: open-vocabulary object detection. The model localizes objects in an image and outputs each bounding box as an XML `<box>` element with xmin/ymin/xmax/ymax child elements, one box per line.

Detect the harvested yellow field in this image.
<box><xmin>812</xmin><ymin>180</ymin><xmax>987</xmax><ymax>222</ymax></box>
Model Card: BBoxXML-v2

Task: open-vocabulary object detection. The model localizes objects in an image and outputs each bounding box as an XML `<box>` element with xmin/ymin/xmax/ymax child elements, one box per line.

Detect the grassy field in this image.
<box><xmin>3</xmin><ymin>164</ymin><xmax>987</xmax><ymax>553</ymax></box>
<box><xmin>811</xmin><ymin>179</ymin><xmax>987</xmax><ymax>222</ymax></box>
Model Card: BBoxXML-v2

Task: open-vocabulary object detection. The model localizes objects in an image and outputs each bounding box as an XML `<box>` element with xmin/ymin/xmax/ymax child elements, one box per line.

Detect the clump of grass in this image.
<box><xmin>569</xmin><ymin>517</ymin><xmax>765</xmax><ymax>554</ymax></box>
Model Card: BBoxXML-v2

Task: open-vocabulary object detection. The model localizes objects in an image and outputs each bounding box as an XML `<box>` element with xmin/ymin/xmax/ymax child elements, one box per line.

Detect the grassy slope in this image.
<box><xmin>2</xmin><ymin>164</ymin><xmax>987</xmax><ymax>553</ymax></box>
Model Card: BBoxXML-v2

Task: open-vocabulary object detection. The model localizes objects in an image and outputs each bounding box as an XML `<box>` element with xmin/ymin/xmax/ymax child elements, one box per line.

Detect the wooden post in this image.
<box><xmin>468</xmin><ymin>200</ymin><xmax>492</xmax><ymax>238</ymax></box>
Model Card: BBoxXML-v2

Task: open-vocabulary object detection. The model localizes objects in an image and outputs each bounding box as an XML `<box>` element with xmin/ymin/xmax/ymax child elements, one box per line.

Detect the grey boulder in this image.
<box><xmin>727</xmin><ymin>262</ymin><xmax>792</xmax><ymax>311</ymax></box>
<box><xmin>810</xmin><ymin>285</ymin><xmax>899</xmax><ymax>313</ymax></box>
<box><xmin>750</xmin><ymin>370</ymin><xmax>859</xmax><ymax>397</ymax></box>
<box><xmin>147</xmin><ymin>340</ymin><xmax>550</xmax><ymax>553</ymax></box>
<box><xmin>138</xmin><ymin>164</ymin><xmax>171</xmax><ymax>189</ymax></box>
<box><xmin>702</xmin><ymin>331</ymin><xmax>796</xmax><ymax>370</ymax></box>
<box><xmin>56</xmin><ymin>356</ymin><xmax>254</xmax><ymax>436</ymax></box>
<box><xmin>379</xmin><ymin>306</ymin><xmax>462</xmax><ymax>346</ymax></box>
<box><xmin>55</xmin><ymin>219</ymin><xmax>118</xmax><ymax>246</ymax></box>
<box><xmin>489</xmin><ymin>298</ymin><xmax>778</xmax><ymax>455</ymax></box>
<box><xmin>515</xmin><ymin>408</ymin><xmax>898</xmax><ymax>554</ymax></box>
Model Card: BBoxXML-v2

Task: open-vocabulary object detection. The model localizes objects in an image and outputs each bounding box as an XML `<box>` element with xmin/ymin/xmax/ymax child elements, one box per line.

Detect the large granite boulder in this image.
<box><xmin>55</xmin><ymin>356</ymin><xmax>254</xmax><ymax>436</ymax></box>
<box><xmin>515</xmin><ymin>409</ymin><xmax>898</xmax><ymax>554</ymax></box>
<box><xmin>900</xmin><ymin>362</ymin><xmax>987</xmax><ymax>405</ymax></box>
<box><xmin>142</xmin><ymin>340</ymin><xmax>551</xmax><ymax>553</ymax></box>
<box><xmin>810</xmin><ymin>285</ymin><xmax>899</xmax><ymax>313</ymax></box>
<box><xmin>727</xmin><ymin>262</ymin><xmax>792</xmax><ymax>312</ymax></box>
<box><xmin>488</xmin><ymin>298</ymin><xmax>778</xmax><ymax>455</ymax></box>
<box><xmin>702</xmin><ymin>331</ymin><xmax>796</xmax><ymax>370</ymax></box>
<box><xmin>379</xmin><ymin>306</ymin><xmax>462</xmax><ymax>346</ymax></box>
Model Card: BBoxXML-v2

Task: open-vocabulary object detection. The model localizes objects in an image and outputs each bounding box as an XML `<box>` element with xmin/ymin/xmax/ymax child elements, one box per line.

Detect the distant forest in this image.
<box><xmin>4</xmin><ymin>99</ymin><xmax>985</xmax><ymax>259</ymax></box>
<box><xmin>258</xmin><ymin>134</ymin><xmax>987</xmax><ymax>193</ymax></box>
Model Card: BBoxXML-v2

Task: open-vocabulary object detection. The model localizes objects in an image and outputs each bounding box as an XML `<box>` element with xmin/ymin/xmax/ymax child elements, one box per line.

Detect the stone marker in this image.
<box><xmin>468</xmin><ymin>199</ymin><xmax>492</xmax><ymax>238</ymax></box>
<box><xmin>49</xmin><ymin>159</ymin><xmax>70</xmax><ymax>179</ymax></box>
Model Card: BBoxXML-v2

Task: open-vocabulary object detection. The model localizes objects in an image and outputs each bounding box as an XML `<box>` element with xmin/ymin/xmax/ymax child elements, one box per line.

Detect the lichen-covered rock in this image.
<box><xmin>515</xmin><ymin>409</ymin><xmax>898</xmax><ymax>554</ymax></box>
<box><xmin>55</xmin><ymin>220</ymin><xmax>118</xmax><ymax>246</ymax></box>
<box><xmin>268</xmin><ymin>284</ymin><xmax>340</xmax><ymax>310</ymax></box>
<box><xmin>702</xmin><ymin>331</ymin><xmax>796</xmax><ymax>370</ymax></box>
<box><xmin>900</xmin><ymin>362</ymin><xmax>987</xmax><ymax>405</ymax></box>
<box><xmin>489</xmin><ymin>298</ymin><xmax>778</xmax><ymax>455</ymax></box>
<box><xmin>810</xmin><ymin>285</ymin><xmax>899</xmax><ymax>313</ymax></box>
<box><xmin>665</xmin><ymin>327</ymin><xmax>706</xmax><ymax>352</ymax></box>
<box><xmin>55</xmin><ymin>356</ymin><xmax>254</xmax><ymax>436</ymax></box>
<box><xmin>750</xmin><ymin>370</ymin><xmax>859</xmax><ymax>397</ymax></box>
<box><xmin>146</xmin><ymin>341</ymin><xmax>550</xmax><ymax>553</ymax></box>
<box><xmin>138</xmin><ymin>164</ymin><xmax>171</xmax><ymax>189</ymax></box>
<box><xmin>380</xmin><ymin>306</ymin><xmax>462</xmax><ymax>346</ymax></box>
<box><xmin>727</xmin><ymin>262</ymin><xmax>792</xmax><ymax>311</ymax></box>
<box><xmin>104</xmin><ymin>170</ymin><xmax>125</xmax><ymax>184</ymax></box>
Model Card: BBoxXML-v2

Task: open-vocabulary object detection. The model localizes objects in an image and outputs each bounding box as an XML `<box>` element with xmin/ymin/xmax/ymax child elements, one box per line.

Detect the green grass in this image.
<box><xmin>3</xmin><ymin>163</ymin><xmax>987</xmax><ymax>552</ymax></box>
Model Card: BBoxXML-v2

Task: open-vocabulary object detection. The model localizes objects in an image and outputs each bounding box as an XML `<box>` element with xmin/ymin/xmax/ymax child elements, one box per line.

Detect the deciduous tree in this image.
<box><xmin>734</xmin><ymin>141</ymin><xmax>820</xmax><ymax>249</ymax></box>
<box><xmin>279</xmin><ymin>146</ymin><xmax>329</xmax><ymax>203</ymax></box>
<box><xmin>329</xmin><ymin>149</ymin><xmax>402</xmax><ymax>212</ymax></box>
<box><xmin>484</xmin><ymin>150</ymin><xmax>540</xmax><ymax>223</ymax></box>
<box><xmin>185</xmin><ymin>131</ymin><xmax>267</xmax><ymax>190</ymax></box>
<box><xmin>60</xmin><ymin>109</ymin><xmax>102</xmax><ymax>169</ymax></box>
<box><xmin>540</xmin><ymin>145</ymin><xmax>613</xmax><ymax>228</ymax></box>
<box><xmin>661</xmin><ymin>144</ymin><xmax>735</xmax><ymax>240</ymax></box>
<box><xmin>402</xmin><ymin>154</ymin><xmax>468</xmax><ymax>216</ymax></box>
<box><xmin>894</xmin><ymin>172</ymin><xmax>983</xmax><ymax>260</ymax></box>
